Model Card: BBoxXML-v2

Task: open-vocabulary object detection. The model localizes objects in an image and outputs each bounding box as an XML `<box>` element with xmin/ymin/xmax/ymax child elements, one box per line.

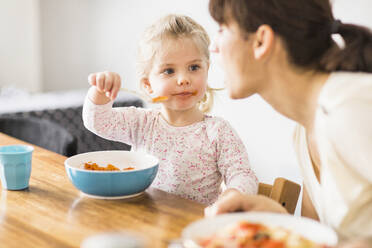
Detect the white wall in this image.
<box><xmin>0</xmin><ymin>0</ymin><xmax>42</xmax><ymax>92</ymax></box>
<box><xmin>39</xmin><ymin>0</ymin><xmax>217</xmax><ymax>92</ymax></box>
<box><xmin>333</xmin><ymin>0</ymin><xmax>372</xmax><ymax>27</ymax></box>
<box><xmin>2</xmin><ymin>0</ymin><xmax>371</xmax><ymax>93</ymax></box>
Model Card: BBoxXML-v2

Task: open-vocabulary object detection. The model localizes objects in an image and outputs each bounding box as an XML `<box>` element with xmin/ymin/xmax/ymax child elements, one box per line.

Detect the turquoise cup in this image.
<box><xmin>0</xmin><ymin>145</ymin><xmax>34</xmax><ymax>190</ymax></box>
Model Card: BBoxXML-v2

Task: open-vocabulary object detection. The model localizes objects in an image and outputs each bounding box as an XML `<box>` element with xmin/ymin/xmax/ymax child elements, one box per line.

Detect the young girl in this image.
<box><xmin>82</xmin><ymin>14</ymin><xmax>258</xmax><ymax>205</ymax></box>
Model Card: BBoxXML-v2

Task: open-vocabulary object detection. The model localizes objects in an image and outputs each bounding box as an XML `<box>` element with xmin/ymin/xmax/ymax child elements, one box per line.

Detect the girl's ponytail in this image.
<box><xmin>199</xmin><ymin>86</ymin><xmax>215</xmax><ymax>113</ymax></box>
<box><xmin>199</xmin><ymin>86</ymin><xmax>225</xmax><ymax>113</ymax></box>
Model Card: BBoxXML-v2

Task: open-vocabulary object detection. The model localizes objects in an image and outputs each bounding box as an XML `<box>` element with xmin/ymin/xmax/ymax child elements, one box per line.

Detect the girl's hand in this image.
<box><xmin>88</xmin><ymin>71</ymin><xmax>121</xmax><ymax>104</ymax></box>
<box><xmin>204</xmin><ymin>189</ymin><xmax>288</xmax><ymax>217</ymax></box>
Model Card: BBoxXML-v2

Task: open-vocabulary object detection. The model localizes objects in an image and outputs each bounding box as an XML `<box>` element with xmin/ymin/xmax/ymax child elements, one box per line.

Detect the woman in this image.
<box><xmin>204</xmin><ymin>0</ymin><xmax>372</xmax><ymax>245</ymax></box>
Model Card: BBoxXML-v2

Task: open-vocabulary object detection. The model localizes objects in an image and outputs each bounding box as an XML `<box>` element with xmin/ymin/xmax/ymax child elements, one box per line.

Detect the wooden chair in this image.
<box><xmin>258</xmin><ymin>178</ymin><xmax>301</xmax><ymax>214</ymax></box>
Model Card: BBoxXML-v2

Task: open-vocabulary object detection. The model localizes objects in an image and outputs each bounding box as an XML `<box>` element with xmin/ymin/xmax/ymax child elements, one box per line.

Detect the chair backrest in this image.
<box><xmin>0</xmin><ymin>97</ymin><xmax>143</xmax><ymax>154</ymax></box>
<box><xmin>0</xmin><ymin>116</ymin><xmax>77</xmax><ymax>157</ymax></box>
<box><xmin>258</xmin><ymin>178</ymin><xmax>301</xmax><ymax>214</ymax></box>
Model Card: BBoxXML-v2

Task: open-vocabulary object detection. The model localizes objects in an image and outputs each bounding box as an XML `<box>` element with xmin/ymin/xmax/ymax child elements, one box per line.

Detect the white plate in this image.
<box><xmin>182</xmin><ymin>212</ymin><xmax>338</xmax><ymax>247</ymax></box>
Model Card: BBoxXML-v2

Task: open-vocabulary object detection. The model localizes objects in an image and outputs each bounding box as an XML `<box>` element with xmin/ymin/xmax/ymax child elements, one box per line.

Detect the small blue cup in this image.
<box><xmin>0</xmin><ymin>145</ymin><xmax>34</xmax><ymax>190</ymax></box>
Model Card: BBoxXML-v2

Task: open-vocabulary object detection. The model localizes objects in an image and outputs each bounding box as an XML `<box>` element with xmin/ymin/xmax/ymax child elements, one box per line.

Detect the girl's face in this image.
<box><xmin>210</xmin><ymin>21</ymin><xmax>263</xmax><ymax>99</ymax></box>
<box><xmin>145</xmin><ymin>37</ymin><xmax>209</xmax><ymax>111</ymax></box>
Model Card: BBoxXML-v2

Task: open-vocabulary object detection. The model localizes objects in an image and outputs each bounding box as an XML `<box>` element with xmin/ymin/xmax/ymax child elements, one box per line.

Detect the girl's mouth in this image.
<box><xmin>173</xmin><ymin>91</ymin><xmax>198</xmax><ymax>96</ymax></box>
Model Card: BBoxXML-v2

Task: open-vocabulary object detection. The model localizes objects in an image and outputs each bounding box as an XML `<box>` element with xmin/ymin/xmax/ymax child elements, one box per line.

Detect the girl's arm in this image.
<box><xmin>83</xmin><ymin>72</ymin><xmax>150</xmax><ymax>147</ymax></box>
<box><xmin>205</xmin><ymin>119</ymin><xmax>286</xmax><ymax>216</ymax></box>
<box><xmin>215</xmin><ymin>119</ymin><xmax>258</xmax><ymax>195</ymax></box>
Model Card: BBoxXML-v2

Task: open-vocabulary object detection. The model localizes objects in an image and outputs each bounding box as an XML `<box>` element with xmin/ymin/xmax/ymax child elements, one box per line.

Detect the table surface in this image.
<box><xmin>0</xmin><ymin>132</ymin><xmax>205</xmax><ymax>248</ymax></box>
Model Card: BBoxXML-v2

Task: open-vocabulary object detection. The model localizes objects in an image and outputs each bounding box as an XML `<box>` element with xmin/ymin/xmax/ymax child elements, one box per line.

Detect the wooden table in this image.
<box><xmin>0</xmin><ymin>133</ymin><xmax>205</xmax><ymax>248</ymax></box>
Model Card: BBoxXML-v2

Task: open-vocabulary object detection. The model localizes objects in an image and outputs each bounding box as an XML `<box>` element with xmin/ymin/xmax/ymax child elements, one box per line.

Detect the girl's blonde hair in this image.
<box><xmin>136</xmin><ymin>14</ymin><xmax>215</xmax><ymax>113</ymax></box>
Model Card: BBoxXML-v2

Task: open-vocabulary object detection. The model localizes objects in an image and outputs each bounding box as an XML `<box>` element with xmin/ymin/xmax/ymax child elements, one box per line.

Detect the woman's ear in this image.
<box><xmin>253</xmin><ymin>24</ymin><xmax>275</xmax><ymax>60</ymax></box>
<box><xmin>141</xmin><ymin>78</ymin><xmax>154</xmax><ymax>94</ymax></box>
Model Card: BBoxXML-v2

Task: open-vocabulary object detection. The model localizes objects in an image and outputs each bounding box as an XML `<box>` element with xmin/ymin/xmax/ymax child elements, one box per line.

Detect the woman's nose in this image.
<box><xmin>209</xmin><ymin>38</ymin><xmax>219</xmax><ymax>53</ymax></box>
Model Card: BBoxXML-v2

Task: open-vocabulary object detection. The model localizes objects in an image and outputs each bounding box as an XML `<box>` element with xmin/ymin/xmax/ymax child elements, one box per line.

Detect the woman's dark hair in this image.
<box><xmin>209</xmin><ymin>0</ymin><xmax>372</xmax><ymax>72</ymax></box>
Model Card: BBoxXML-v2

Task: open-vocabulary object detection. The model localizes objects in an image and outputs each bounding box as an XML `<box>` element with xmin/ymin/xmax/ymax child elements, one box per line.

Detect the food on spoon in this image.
<box><xmin>83</xmin><ymin>162</ymin><xmax>134</xmax><ymax>171</ymax></box>
<box><xmin>198</xmin><ymin>221</ymin><xmax>329</xmax><ymax>248</ymax></box>
<box><xmin>152</xmin><ymin>96</ymin><xmax>168</xmax><ymax>102</ymax></box>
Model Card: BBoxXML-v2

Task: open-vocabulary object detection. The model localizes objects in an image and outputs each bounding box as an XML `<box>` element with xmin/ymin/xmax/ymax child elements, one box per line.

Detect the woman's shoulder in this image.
<box><xmin>318</xmin><ymin>72</ymin><xmax>372</xmax><ymax>114</ymax></box>
<box><xmin>316</xmin><ymin>73</ymin><xmax>372</xmax><ymax>183</ymax></box>
<box><xmin>317</xmin><ymin>72</ymin><xmax>372</xmax><ymax>133</ymax></box>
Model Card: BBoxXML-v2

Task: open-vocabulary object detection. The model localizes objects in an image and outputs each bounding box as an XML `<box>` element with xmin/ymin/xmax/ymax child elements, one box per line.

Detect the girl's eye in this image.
<box><xmin>189</xmin><ymin>64</ymin><xmax>200</xmax><ymax>71</ymax></box>
<box><xmin>162</xmin><ymin>68</ymin><xmax>174</xmax><ymax>75</ymax></box>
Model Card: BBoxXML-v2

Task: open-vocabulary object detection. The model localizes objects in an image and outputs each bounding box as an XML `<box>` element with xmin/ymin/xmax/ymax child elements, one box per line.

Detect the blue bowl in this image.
<box><xmin>64</xmin><ymin>151</ymin><xmax>159</xmax><ymax>199</ymax></box>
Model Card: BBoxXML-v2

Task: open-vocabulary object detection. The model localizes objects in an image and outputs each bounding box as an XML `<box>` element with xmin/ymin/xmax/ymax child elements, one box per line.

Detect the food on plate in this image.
<box><xmin>198</xmin><ymin>221</ymin><xmax>329</xmax><ymax>248</ymax></box>
<box><xmin>83</xmin><ymin>162</ymin><xmax>135</xmax><ymax>171</ymax></box>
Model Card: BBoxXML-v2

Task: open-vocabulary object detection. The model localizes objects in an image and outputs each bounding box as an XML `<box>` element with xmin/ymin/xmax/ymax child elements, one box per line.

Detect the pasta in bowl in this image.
<box><xmin>64</xmin><ymin>151</ymin><xmax>159</xmax><ymax>199</ymax></box>
<box><xmin>182</xmin><ymin>212</ymin><xmax>338</xmax><ymax>248</ymax></box>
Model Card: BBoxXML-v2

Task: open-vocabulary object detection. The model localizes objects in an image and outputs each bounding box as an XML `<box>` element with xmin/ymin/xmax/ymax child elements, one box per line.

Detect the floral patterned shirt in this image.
<box><xmin>83</xmin><ymin>97</ymin><xmax>258</xmax><ymax>205</ymax></box>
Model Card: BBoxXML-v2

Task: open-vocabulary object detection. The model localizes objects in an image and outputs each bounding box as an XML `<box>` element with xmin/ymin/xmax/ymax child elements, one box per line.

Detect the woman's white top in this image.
<box><xmin>294</xmin><ymin>72</ymin><xmax>372</xmax><ymax>241</ymax></box>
